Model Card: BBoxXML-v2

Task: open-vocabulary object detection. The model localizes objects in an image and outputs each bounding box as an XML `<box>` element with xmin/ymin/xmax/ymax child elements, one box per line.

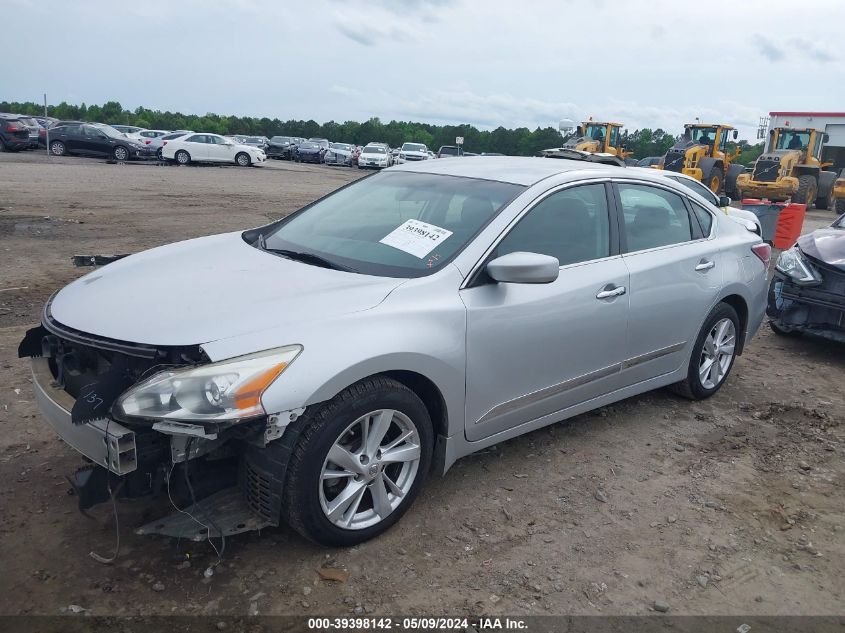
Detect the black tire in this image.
<box><xmin>794</xmin><ymin>175</ymin><xmax>817</xmax><ymax>208</ymax></box>
<box><xmin>769</xmin><ymin>319</ymin><xmax>802</xmax><ymax>337</ymax></box>
<box><xmin>706</xmin><ymin>166</ymin><xmax>723</xmax><ymax>194</ymax></box>
<box><xmin>175</xmin><ymin>150</ymin><xmax>190</xmax><ymax>165</ymax></box>
<box><xmin>670</xmin><ymin>303</ymin><xmax>740</xmax><ymax>400</ymax></box>
<box><xmin>816</xmin><ymin>188</ymin><xmax>833</xmax><ymax>210</ymax></box>
<box><xmin>50</xmin><ymin>140</ymin><xmax>66</xmax><ymax>156</ymax></box>
<box><xmin>113</xmin><ymin>146</ymin><xmax>129</xmax><ymax>161</ymax></box>
<box><xmin>836</xmin><ymin>197</ymin><xmax>845</xmax><ymax>216</ymax></box>
<box><xmin>281</xmin><ymin>376</ymin><xmax>433</xmax><ymax>546</ymax></box>
<box><xmin>235</xmin><ymin>152</ymin><xmax>251</xmax><ymax>167</ymax></box>
<box><xmin>0</xmin><ymin>140</ymin><xmax>5</xmax><ymax>152</ymax></box>
<box><xmin>156</xmin><ymin>148</ymin><xmax>163</xmax><ymax>160</ymax></box>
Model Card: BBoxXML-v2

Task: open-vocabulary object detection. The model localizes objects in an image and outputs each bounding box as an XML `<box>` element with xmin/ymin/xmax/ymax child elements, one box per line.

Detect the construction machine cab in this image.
<box><xmin>563</xmin><ymin>120</ymin><xmax>630</xmax><ymax>159</ymax></box>
<box><xmin>659</xmin><ymin>124</ymin><xmax>742</xmax><ymax>194</ymax></box>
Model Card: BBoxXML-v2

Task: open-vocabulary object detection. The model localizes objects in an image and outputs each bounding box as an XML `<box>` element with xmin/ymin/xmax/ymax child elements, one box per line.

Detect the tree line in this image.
<box><xmin>1</xmin><ymin>99</ymin><xmax>763</xmax><ymax>161</ymax></box>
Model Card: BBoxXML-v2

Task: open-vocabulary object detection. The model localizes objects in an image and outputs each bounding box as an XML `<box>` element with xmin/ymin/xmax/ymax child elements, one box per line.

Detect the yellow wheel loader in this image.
<box><xmin>735</xmin><ymin>127</ymin><xmax>837</xmax><ymax>209</ymax></box>
<box><xmin>834</xmin><ymin>169</ymin><xmax>845</xmax><ymax>215</ymax></box>
<box><xmin>560</xmin><ymin>120</ymin><xmax>632</xmax><ymax>160</ymax></box>
<box><xmin>657</xmin><ymin>124</ymin><xmax>743</xmax><ymax>195</ymax></box>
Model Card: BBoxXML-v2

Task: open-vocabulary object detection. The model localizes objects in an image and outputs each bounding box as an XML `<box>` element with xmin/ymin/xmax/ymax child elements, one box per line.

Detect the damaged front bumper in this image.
<box><xmin>767</xmin><ymin>270</ymin><xmax>845</xmax><ymax>342</ymax></box>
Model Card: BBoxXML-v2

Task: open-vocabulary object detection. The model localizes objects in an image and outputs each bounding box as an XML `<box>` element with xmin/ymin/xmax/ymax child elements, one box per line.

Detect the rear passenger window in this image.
<box><xmin>618</xmin><ymin>184</ymin><xmax>693</xmax><ymax>252</ymax></box>
<box><xmin>497</xmin><ymin>184</ymin><xmax>610</xmax><ymax>266</ymax></box>
<box><xmin>691</xmin><ymin>202</ymin><xmax>714</xmax><ymax>236</ymax></box>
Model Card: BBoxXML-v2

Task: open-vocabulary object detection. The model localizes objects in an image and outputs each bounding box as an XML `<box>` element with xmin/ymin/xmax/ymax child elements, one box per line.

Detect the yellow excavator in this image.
<box><xmin>657</xmin><ymin>123</ymin><xmax>743</xmax><ymax>195</ymax></box>
<box><xmin>735</xmin><ymin>127</ymin><xmax>837</xmax><ymax>209</ymax></box>
<box><xmin>559</xmin><ymin>120</ymin><xmax>632</xmax><ymax>160</ymax></box>
<box><xmin>833</xmin><ymin>169</ymin><xmax>845</xmax><ymax>215</ymax></box>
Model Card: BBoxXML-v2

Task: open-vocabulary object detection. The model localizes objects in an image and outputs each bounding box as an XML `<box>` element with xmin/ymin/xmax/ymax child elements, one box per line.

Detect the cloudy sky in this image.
<box><xmin>2</xmin><ymin>0</ymin><xmax>843</xmax><ymax>140</ymax></box>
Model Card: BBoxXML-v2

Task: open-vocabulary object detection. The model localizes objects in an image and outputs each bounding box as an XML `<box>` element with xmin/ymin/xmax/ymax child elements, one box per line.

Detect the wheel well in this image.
<box><xmin>720</xmin><ymin>294</ymin><xmax>749</xmax><ymax>354</ymax></box>
<box><xmin>380</xmin><ymin>370</ymin><xmax>448</xmax><ymax>440</ymax></box>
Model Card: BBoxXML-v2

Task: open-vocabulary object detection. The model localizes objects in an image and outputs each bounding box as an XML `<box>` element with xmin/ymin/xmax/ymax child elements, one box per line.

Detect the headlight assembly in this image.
<box><xmin>775</xmin><ymin>247</ymin><xmax>821</xmax><ymax>285</ymax></box>
<box><xmin>114</xmin><ymin>345</ymin><xmax>302</xmax><ymax>423</ymax></box>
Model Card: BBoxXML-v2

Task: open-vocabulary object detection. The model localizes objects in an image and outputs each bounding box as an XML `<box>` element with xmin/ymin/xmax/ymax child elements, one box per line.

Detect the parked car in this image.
<box><xmin>48</xmin><ymin>123</ymin><xmax>156</xmax><ymax>160</ymax></box>
<box><xmin>110</xmin><ymin>125</ymin><xmax>145</xmax><ymax>135</ymax></box>
<box><xmin>161</xmin><ymin>133</ymin><xmax>266</xmax><ymax>167</ymax></box>
<box><xmin>266</xmin><ymin>136</ymin><xmax>297</xmax><ymax>160</ymax></box>
<box><xmin>324</xmin><ymin>142</ymin><xmax>354</xmax><ymax>166</ymax></box>
<box><xmin>130</xmin><ymin>129</ymin><xmax>169</xmax><ymax>142</ymax></box>
<box><xmin>397</xmin><ymin>142</ymin><xmax>429</xmax><ymax>164</ymax></box>
<box><xmin>358</xmin><ymin>143</ymin><xmax>393</xmax><ymax>168</ymax></box>
<box><xmin>39</xmin><ymin>120</ymin><xmax>85</xmax><ymax>147</ymax></box>
<box><xmin>309</xmin><ymin>138</ymin><xmax>330</xmax><ymax>150</ymax></box>
<box><xmin>767</xmin><ymin>212</ymin><xmax>845</xmax><ymax>342</ymax></box>
<box><xmin>295</xmin><ymin>141</ymin><xmax>326</xmax><ymax>164</ymax></box>
<box><xmin>437</xmin><ymin>145</ymin><xmax>463</xmax><ymax>158</ymax></box>
<box><xmin>243</xmin><ymin>136</ymin><xmax>269</xmax><ymax>150</ymax></box>
<box><xmin>19</xmin><ymin>156</ymin><xmax>769</xmax><ymax>546</ymax></box>
<box><xmin>0</xmin><ymin>115</ymin><xmax>31</xmax><ymax>152</ymax></box>
<box><xmin>637</xmin><ymin>156</ymin><xmax>662</xmax><ymax>168</ymax></box>
<box><xmin>642</xmin><ymin>168</ymin><xmax>763</xmax><ymax>236</ymax></box>
<box><xmin>146</xmin><ymin>131</ymin><xmax>193</xmax><ymax>160</ymax></box>
<box><xmin>16</xmin><ymin>116</ymin><xmax>41</xmax><ymax>148</ymax></box>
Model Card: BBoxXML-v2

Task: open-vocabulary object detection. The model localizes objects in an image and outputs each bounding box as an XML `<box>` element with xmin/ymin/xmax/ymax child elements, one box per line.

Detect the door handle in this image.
<box><xmin>596</xmin><ymin>285</ymin><xmax>626</xmax><ymax>299</ymax></box>
<box><xmin>695</xmin><ymin>259</ymin><xmax>716</xmax><ymax>272</ymax></box>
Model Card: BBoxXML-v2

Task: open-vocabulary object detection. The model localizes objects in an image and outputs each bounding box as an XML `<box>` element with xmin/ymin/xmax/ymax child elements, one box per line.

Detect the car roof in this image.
<box><xmin>390</xmin><ymin>155</ymin><xmax>634</xmax><ymax>186</ymax></box>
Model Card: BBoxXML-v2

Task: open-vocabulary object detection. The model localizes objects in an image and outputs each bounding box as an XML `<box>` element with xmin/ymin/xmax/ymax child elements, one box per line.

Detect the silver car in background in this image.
<box><xmin>20</xmin><ymin>157</ymin><xmax>769</xmax><ymax>546</ymax></box>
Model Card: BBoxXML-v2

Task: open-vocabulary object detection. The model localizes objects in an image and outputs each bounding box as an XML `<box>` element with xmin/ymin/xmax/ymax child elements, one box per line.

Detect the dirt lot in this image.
<box><xmin>0</xmin><ymin>153</ymin><xmax>842</xmax><ymax>618</ymax></box>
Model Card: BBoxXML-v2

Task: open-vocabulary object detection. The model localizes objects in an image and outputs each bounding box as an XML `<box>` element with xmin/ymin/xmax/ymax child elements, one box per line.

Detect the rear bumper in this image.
<box><xmin>31</xmin><ymin>357</ymin><xmax>138</xmax><ymax>475</ymax></box>
<box><xmin>2</xmin><ymin>136</ymin><xmax>30</xmax><ymax>150</ymax></box>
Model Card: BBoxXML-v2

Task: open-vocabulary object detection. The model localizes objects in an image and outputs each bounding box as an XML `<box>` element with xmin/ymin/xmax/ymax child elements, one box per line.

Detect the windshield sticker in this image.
<box><xmin>380</xmin><ymin>219</ymin><xmax>453</xmax><ymax>259</ymax></box>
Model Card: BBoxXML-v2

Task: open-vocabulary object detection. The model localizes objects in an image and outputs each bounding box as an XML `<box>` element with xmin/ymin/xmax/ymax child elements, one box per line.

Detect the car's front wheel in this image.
<box><xmin>50</xmin><ymin>140</ymin><xmax>66</xmax><ymax>156</ymax></box>
<box><xmin>282</xmin><ymin>377</ymin><xmax>433</xmax><ymax>546</ymax></box>
<box><xmin>235</xmin><ymin>152</ymin><xmax>251</xmax><ymax>167</ymax></box>
<box><xmin>175</xmin><ymin>150</ymin><xmax>191</xmax><ymax>165</ymax></box>
<box><xmin>671</xmin><ymin>303</ymin><xmax>740</xmax><ymax>400</ymax></box>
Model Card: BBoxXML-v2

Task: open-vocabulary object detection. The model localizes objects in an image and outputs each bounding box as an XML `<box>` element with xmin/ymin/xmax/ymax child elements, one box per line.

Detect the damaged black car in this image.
<box><xmin>768</xmin><ymin>213</ymin><xmax>845</xmax><ymax>342</ymax></box>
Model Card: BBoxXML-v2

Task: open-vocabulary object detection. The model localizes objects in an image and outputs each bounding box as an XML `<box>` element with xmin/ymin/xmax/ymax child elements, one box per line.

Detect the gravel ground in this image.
<box><xmin>0</xmin><ymin>152</ymin><xmax>842</xmax><ymax>618</ymax></box>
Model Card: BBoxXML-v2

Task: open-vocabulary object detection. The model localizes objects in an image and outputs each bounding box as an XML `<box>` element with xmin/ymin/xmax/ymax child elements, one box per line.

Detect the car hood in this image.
<box><xmin>48</xmin><ymin>232</ymin><xmax>405</xmax><ymax>347</ymax></box>
<box><xmin>361</xmin><ymin>153</ymin><xmax>388</xmax><ymax>159</ymax></box>
<box><xmin>798</xmin><ymin>227</ymin><xmax>845</xmax><ymax>270</ymax></box>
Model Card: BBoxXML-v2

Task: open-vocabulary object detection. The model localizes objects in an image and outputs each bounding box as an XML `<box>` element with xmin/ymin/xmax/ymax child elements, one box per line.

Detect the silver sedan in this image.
<box><xmin>23</xmin><ymin>157</ymin><xmax>770</xmax><ymax>546</ymax></box>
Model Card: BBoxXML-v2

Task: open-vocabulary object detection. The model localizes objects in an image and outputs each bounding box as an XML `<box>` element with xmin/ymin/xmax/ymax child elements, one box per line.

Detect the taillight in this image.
<box><xmin>6</xmin><ymin>125</ymin><xmax>17</xmax><ymax>133</ymax></box>
<box><xmin>162</xmin><ymin>140</ymin><xmax>168</xmax><ymax>145</ymax></box>
<box><xmin>145</xmin><ymin>139</ymin><xmax>151</xmax><ymax>144</ymax></box>
<box><xmin>751</xmin><ymin>243</ymin><xmax>771</xmax><ymax>267</ymax></box>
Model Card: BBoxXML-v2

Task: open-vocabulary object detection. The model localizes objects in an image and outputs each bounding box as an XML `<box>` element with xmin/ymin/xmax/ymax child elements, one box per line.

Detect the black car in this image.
<box><xmin>0</xmin><ymin>115</ymin><xmax>32</xmax><ymax>152</ymax></box>
<box><xmin>39</xmin><ymin>120</ymin><xmax>85</xmax><ymax>147</ymax></box>
<box><xmin>437</xmin><ymin>145</ymin><xmax>463</xmax><ymax>158</ymax></box>
<box><xmin>637</xmin><ymin>156</ymin><xmax>662</xmax><ymax>168</ymax></box>
<box><xmin>266</xmin><ymin>135</ymin><xmax>297</xmax><ymax>159</ymax></box>
<box><xmin>767</xmin><ymin>213</ymin><xmax>845</xmax><ymax>342</ymax></box>
<box><xmin>295</xmin><ymin>141</ymin><xmax>326</xmax><ymax>163</ymax></box>
<box><xmin>242</xmin><ymin>136</ymin><xmax>269</xmax><ymax>150</ymax></box>
<box><xmin>48</xmin><ymin>123</ymin><xmax>155</xmax><ymax>161</ymax></box>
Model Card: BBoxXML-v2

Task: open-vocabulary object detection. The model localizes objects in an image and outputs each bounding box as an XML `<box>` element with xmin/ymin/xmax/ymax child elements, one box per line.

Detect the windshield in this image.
<box><xmin>364</xmin><ymin>146</ymin><xmax>386</xmax><ymax>154</ymax></box>
<box><xmin>583</xmin><ymin>124</ymin><xmax>606</xmax><ymax>141</ymax></box>
<box><xmin>260</xmin><ymin>171</ymin><xmax>523</xmax><ymax>277</ymax></box>
<box><xmin>440</xmin><ymin>146</ymin><xmax>460</xmax><ymax>155</ymax></box>
<box><xmin>689</xmin><ymin>126</ymin><xmax>717</xmax><ymax>145</ymax></box>
<box><xmin>402</xmin><ymin>143</ymin><xmax>425</xmax><ymax>152</ymax></box>
<box><xmin>775</xmin><ymin>131</ymin><xmax>810</xmax><ymax>151</ymax></box>
<box><xmin>271</xmin><ymin>136</ymin><xmax>291</xmax><ymax>143</ymax></box>
<box><xmin>99</xmin><ymin>125</ymin><xmax>127</xmax><ymax>139</ymax></box>
<box><xmin>245</xmin><ymin>137</ymin><xmax>262</xmax><ymax>143</ymax></box>
<box><xmin>331</xmin><ymin>143</ymin><xmax>352</xmax><ymax>150</ymax></box>
<box><xmin>300</xmin><ymin>142</ymin><xmax>319</xmax><ymax>149</ymax></box>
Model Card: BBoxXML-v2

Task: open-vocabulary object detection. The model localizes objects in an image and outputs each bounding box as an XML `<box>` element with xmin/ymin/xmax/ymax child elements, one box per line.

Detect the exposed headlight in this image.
<box><xmin>776</xmin><ymin>247</ymin><xmax>821</xmax><ymax>285</ymax></box>
<box><xmin>114</xmin><ymin>345</ymin><xmax>302</xmax><ymax>423</ymax></box>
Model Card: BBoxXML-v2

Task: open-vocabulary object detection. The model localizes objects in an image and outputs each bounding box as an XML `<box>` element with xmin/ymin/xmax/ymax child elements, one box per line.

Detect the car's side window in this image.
<box><xmin>618</xmin><ymin>183</ymin><xmax>694</xmax><ymax>252</ymax></box>
<box><xmin>497</xmin><ymin>184</ymin><xmax>610</xmax><ymax>267</ymax></box>
<box><xmin>186</xmin><ymin>134</ymin><xmax>205</xmax><ymax>144</ymax></box>
<box><xmin>691</xmin><ymin>201</ymin><xmax>714</xmax><ymax>236</ymax></box>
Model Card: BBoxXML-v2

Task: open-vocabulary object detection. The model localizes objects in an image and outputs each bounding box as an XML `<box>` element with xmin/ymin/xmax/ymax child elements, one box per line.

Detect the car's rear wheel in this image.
<box><xmin>50</xmin><ymin>140</ymin><xmax>66</xmax><ymax>156</ymax></box>
<box><xmin>113</xmin><ymin>146</ymin><xmax>129</xmax><ymax>161</ymax></box>
<box><xmin>281</xmin><ymin>377</ymin><xmax>433</xmax><ymax>546</ymax></box>
<box><xmin>671</xmin><ymin>303</ymin><xmax>739</xmax><ymax>400</ymax></box>
<box><xmin>235</xmin><ymin>152</ymin><xmax>251</xmax><ymax>167</ymax></box>
<box><xmin>175</xmin><ymin>150</ymin><xmax>190</xmax><ymax>165</ymax></box>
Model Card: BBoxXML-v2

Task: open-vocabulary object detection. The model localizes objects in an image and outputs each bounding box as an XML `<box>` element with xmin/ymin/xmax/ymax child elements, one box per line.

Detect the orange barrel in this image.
<box><xmin>773</xmin><ymin>203</ymin><xmax>807</xmax><ymax>249</ymax></box>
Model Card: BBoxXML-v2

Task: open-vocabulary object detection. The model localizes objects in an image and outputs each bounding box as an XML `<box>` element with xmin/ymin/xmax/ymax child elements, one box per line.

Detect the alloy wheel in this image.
<box><xmin>319</xmin><ymin>409</ymin><xmax>421</xmax><ymax>530</ymax></box>
<box><xmin>114</xmin><ymin>146</ymin><xmax>128</xmax><ymax>161</ymax></box>
<box><xmin>698</xmin><ymin>318</ymin><xmax>736</xmax><ymax>390</ymax></box>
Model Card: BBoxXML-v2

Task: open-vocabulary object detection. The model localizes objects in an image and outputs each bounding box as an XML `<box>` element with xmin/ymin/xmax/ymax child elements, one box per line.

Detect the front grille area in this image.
<box><xmin>663</xmin><ymin>151</ymin><xmax>684</xmax><ymax>172</ymax></box>
<box><xmin>245</xmin><ymin>460</ymin><xmax>275</xmax><ymax>521</ymax></box>
<box><xmin>752</xmin><ymin>158</ymin><xmax>781</xmax><ymax>182</ymax></box>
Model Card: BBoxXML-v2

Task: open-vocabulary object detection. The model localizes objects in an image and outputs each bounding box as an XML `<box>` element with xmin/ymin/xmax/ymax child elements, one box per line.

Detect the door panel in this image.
<box><xmin>615</xmin><ymin>182</ymin><xmax>723</xmax><ymax>384</ymax></box>
<box><xmin>183</xmin><ymin>135</ymin><xmax>209</xmax><ymax>160</ymax></box>
<box><xmin>207</xmin><ymin>136</ymin><xmax>233</xmax><ymax>162</ymax></box>
<box><xmin>461</xmin><ymin>182</ymin><xmax>628</xmax><ymax>442</ymax></box>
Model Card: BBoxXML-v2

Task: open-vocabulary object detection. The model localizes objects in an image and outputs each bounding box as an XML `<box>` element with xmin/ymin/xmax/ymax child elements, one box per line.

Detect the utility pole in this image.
<box><xmin>44</xmin><ymin>93</ymin><xmax>49</xmax><ymax>156</ymax></box>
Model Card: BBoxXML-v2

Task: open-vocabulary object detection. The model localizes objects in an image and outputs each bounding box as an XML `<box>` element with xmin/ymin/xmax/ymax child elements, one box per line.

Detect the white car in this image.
<box><xmin>639</xmin><ymin>168</ymin><xmax>763</xmax><ymax>236</ymax></box>
<box><xmin>161</xmin><ymin>133</ymin><xmax>266</xmax><ymax>167</ymax></box>
<box><xmin>357</xmin><ymin>143</ymin><xmax>393</xmax><ymax>169</ymax></box>
<box><xmin>128</xmin><ymin>129</ymin><xmax>169</xmax><ymax>142</ymax></box>
<box><xmin>397</xmin><ymin>142</ymin><xmax>429</xmax><ymax>164</ymax></box>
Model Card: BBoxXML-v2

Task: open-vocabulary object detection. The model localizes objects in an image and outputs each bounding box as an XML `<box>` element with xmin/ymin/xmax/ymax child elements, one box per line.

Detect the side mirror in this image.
<box><xmin>486</xmin><ymin>252</ymin><xmax>559</xmax><ymax>284</ymax></box>
<box><xmin>719</xmin><ymin>196</ymin><xmax>731</xmax><ymax>207</ymax></box>
<box><xmin>824</xmin><ymin>133</ymin><xmax>830</xmax><ymax>143</ymax></box>
<box><xmin>733</xmin><ymin>130</ymin><xmax>739</xmax><ymax>140</ymax></box>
